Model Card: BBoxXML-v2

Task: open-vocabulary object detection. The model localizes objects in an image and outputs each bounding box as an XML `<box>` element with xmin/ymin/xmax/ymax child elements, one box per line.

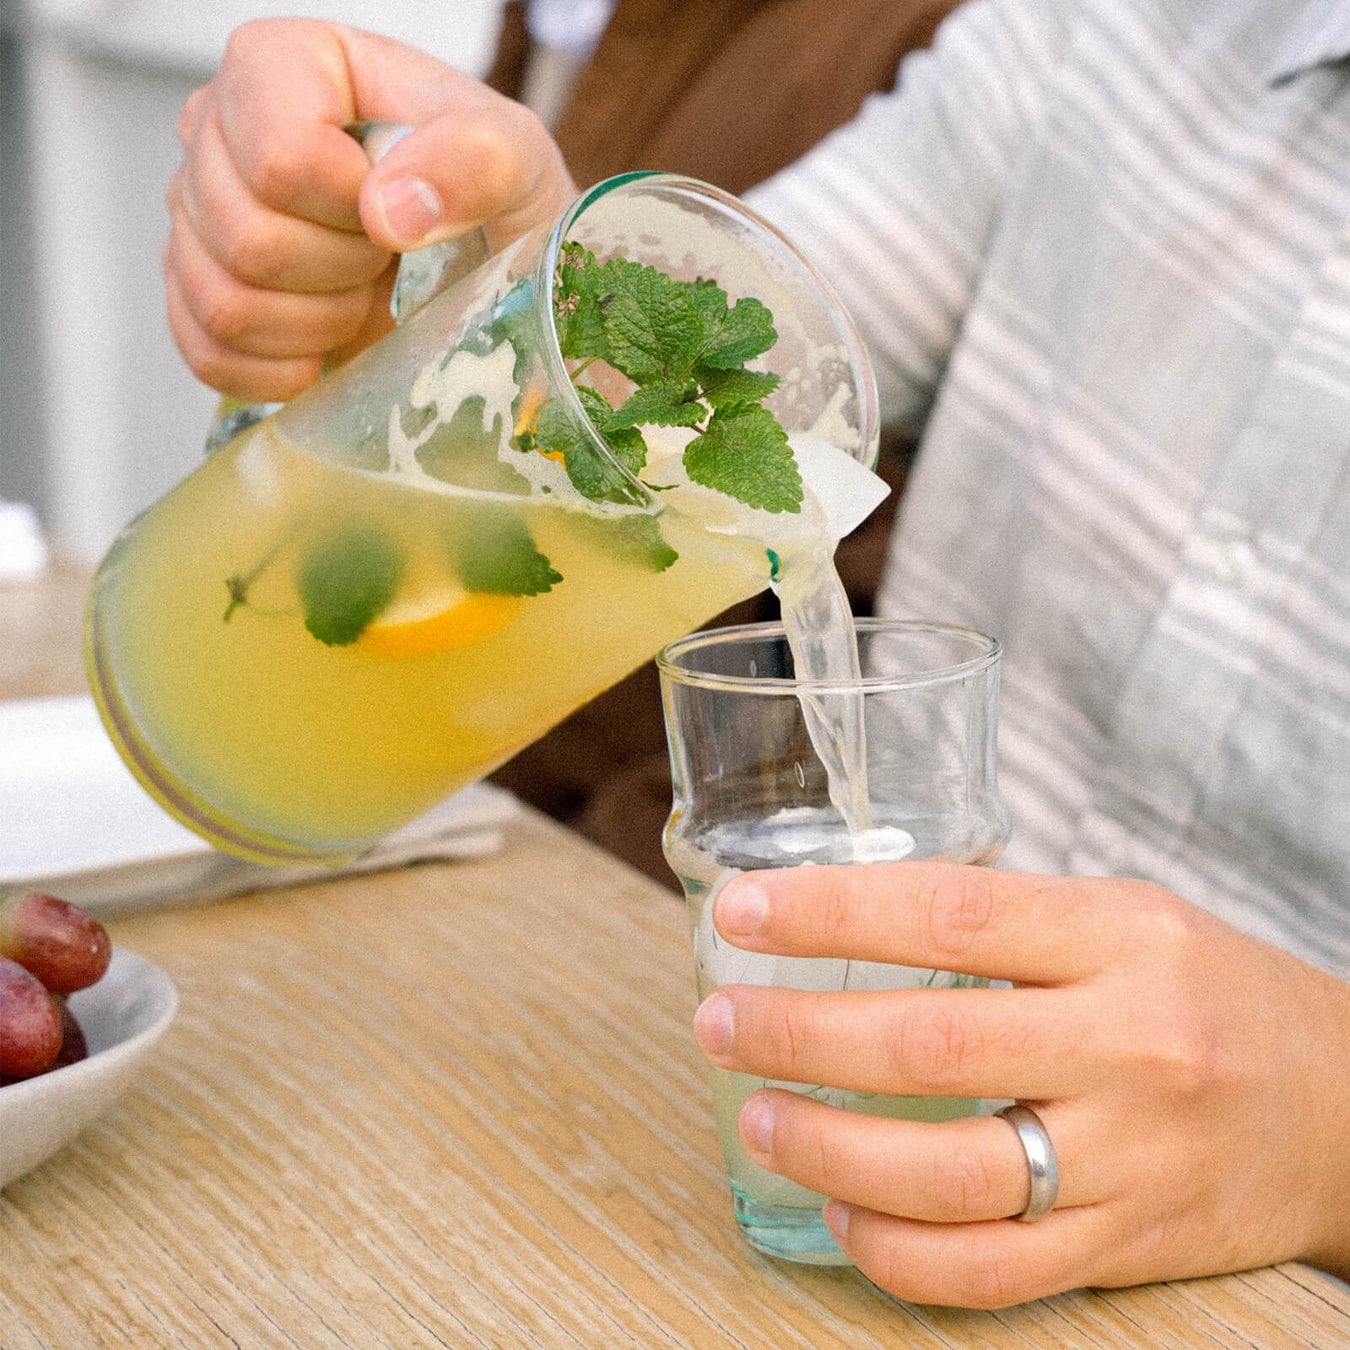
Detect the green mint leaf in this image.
<box><xmin>549</xmin><ymin>246</ymin><xmax>793</xmax><ymax>515</ymax></box>
<box><xmin>682</xmin><ymin>277</ymin><xmax>727</xmax><ymax>336</ymax></box>
<box><xmin>602</xmin><ymin>260</ymin><xmax>703</xmax><ymax>384</ymax></box>
<box><xmin>580</xmin><ymin>512</ymin><xmax>679</xmax><ymax>573</ymax></box>
<box><xmin>604</xmin><ymin>424</ymin><xmax>649</xmax><ymax>475</ymax></box>
<box><xmin>608</xmin><ymin>379</ymin><xmax>704</xmax><ymax>430</ymax></box>
<box><xmin>555</xmin><ymin>244</ymin><xmax>611</xmax><ymax>362</ymax></box>
<box><xmin>696</xmin><ymin>365</ymin><xmax>781</xmax><ymax>408</ymax></box>
<box><xmin>576</xmin><ymin>385</ymin><xmax>648</xmax><ymax>477</ymax></box>
<box><xmin>697</xmin><ymin>295</ymin><xmax>777</xmax><ymax>369</ymax></box>
<box><xmin>535</xmin><ymin>396</ymin><xmax>604</xmax><ymax>496</ymax></box>
<box><xmin>684</xmin><ymin>404</ymin><xmax>802</xmax><ymax>513</ymax></box>
<box><xmin>454</xmin><ymin>509</ymin><xmax>562</xmax><ymax>596</ymax></box>
<box><xmin>535</xmin><ymin>388</ymin><xmax>646</xmax><ymax>502</ymax></box>
<box><xmin>297</xmin><ymin>523</ymin><xmax>404</xmax><ymax>646</ymax></box>
<box><xmin>679</xmin><ymin>278</ymin><xmax>777</xmax><ymax>370</ymax></box>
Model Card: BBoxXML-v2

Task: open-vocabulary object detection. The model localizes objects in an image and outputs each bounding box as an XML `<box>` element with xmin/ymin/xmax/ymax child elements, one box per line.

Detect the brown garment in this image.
<box><xmin>487</xmin><ymin>0</ymin><xmax>959</xmax><ymax>885</ymax></box>
<box><xmin>490</xmin><ymin>0</ymin><xmax>958</xmax><ymax>195</ymax></box>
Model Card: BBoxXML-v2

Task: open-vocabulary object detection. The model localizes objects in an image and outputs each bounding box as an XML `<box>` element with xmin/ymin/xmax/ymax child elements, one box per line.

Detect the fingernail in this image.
<box><xmin>739</xmin><ymin>1094</ymin><xmax>775</xmax><ymax>1162</ymax></box>
<box><xmin>693</xmin><ymin>993</ymin><xmax>734</xmax><ymax>1058</ymax></box>
<box><xmin>716</xmin><ymin>880</ymin><xmax>768</xmax><ymax>938</ymax></box>
<box><xmin>823</xmin><ymin>1199</ymin><xmax>852</xmax><ymax>1243</ymax></box>
<box><xmin>374</xmin><ymin>176</ymin><xmax>442</xmax><ymax>247</ymax></box>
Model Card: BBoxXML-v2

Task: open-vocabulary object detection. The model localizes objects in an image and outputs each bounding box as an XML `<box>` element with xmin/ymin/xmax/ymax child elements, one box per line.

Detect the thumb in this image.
<box><xmin>359</xmin><ymin>99</ymin><xmax>576</xmax><ymax>255</ymax></box>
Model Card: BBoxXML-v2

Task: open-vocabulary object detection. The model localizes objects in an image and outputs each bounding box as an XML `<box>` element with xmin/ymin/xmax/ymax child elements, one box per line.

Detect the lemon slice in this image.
<box><xmin>357</xmin><ymin>574</ymin><xmax>522</xmax><ymax>660</ymax></box>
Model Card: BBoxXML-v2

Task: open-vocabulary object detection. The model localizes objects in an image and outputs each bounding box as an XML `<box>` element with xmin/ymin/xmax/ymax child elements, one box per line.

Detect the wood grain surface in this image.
<box><xmin>1</xmin><ymin>811</ymin><xmax>1347</xmax><ymax>1349</ymax></box>
<box><xmin>3</xmin><ymin>567</ymin><xmax>1349</xmax><ymax>1348</ymax></box>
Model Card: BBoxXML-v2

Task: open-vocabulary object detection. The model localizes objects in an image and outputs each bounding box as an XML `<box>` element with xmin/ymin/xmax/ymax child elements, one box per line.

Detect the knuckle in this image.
<box><xmin>866</xmin><ymin>1240</ymin><xmax>907</xmax><ymax>1303</ymax></box>
<box><xmin>328</xmin><ymin>285</ymin><xmax>377</xmax><ymax>341</ymax></box>
<box><xmin>1116</xmin><ymin>885</ymin><xmax>1225</xmax><ymax>1096</ymax></box>
<box><xmin>180</xmin><ymin>336</ymin><xmax>232</xmax><ymax>390</ymax></box>
<box><xmin>195</xmin><ymin>279</ymin><xmax>253</xmax><ymax>344</ymax></box>
<box><xmin>1132</xmin><ymin>880</ymin><xmax>1195</xmax><ymax>943</ymax></box>
<box><xmin>919</xmin><ymin>867</ymin><xmax>997</xmax><ymax>957</ymax></box>
<box><xmin>1127</xmin><ymin>881</ymin><xmax>1212</xmax><ymax>987</ymax></box>
<box><xmin>223</xmin><ymin>18</ymin><xmax>289</xmax><ymax>64</ymax></box>
<box><xmin>165</xmin><ymin>295</ymin><xmax>253</xmax><ymax>395</ymax></box>
<box><xmin>797</xmin><ymin>1113</ymin><xmax>839</xmax><ymax>1192</ymax></box>
<box><xmin>504</xmin><ymin>99</ymin><xmax>549</xmax><ymax>147</ymax></box>
<box><xmin>1137</xmin><ymin>1009</ymin><xmax>1222</xmax><ymax>1098</ymax></box>
<box><xmin>458</xmin><ymin>116</ymin><xmax>527</xmax><ymax>209</ymax></box>
<box><xmin>814</xmin><ymin>871</ymin><xmax>856</xmax><ymax>948</ymax></box>
<box><xmin>174</xmin><ymin>323</ymin><xmax>230</xmax><ymax>388</ymax></box>
<box><xmin>891</xmin><ymin>1000</ymin><xmax>983</xmax><ymax>1089</ymax></box>
<box><xmin>215</xmin><ymin>214</ymin><xmax>284</xmax><ymax>287</ymax></box>
<box><xmin>777</xmin><ymin>1000</ymin><xmax>810</xmax><ymax>1073</ymax></box>
<box><xmin>243</xmin><ymin>137</ymin><xmax>306</xmax><ymax>211</ymax></box>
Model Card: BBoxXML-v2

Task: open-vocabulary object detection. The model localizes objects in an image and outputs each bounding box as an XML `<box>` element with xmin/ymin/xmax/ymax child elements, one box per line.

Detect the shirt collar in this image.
<box><xmin>1263</xmin><ymin>1</ymin><xmax>1350</xmax><ymax>85</ymax></box>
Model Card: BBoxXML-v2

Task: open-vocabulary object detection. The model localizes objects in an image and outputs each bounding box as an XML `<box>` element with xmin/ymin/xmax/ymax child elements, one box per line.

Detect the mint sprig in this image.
<box><xmin>538</xmin><ymin>243</ymin><xmax>802</xmax><ymax>515</ymax></box>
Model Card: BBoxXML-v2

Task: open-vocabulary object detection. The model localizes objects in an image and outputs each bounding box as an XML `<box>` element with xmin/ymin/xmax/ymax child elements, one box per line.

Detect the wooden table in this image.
<box><xmin>4</xmin><ymin>568</ymin><xmax>1350</xmax><ymax>1349</ymax></box>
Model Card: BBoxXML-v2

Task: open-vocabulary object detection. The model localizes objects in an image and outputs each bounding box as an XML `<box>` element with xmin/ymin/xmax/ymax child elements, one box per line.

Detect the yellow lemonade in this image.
<box><xmin>88</xmin><ymin>422</ymin><xmax>768</xmax><ymax>861</ymax></box>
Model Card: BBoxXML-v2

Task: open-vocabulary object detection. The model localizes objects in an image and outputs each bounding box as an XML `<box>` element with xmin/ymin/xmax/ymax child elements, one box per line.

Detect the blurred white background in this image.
<box><xmin>1</xmin><ymin>0</ymin><xmax>507</xmax><ymax>566</ymax></box>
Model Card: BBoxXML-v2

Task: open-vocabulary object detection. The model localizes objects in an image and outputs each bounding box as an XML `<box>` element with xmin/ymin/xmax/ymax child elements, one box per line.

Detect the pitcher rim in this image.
<box><xmin>536</xmin><ymin>172</ymin><xmax>882</xmax><ymax>508</ymax></box>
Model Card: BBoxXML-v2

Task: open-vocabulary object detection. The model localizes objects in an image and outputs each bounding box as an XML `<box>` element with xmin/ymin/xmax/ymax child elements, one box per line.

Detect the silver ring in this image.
<box><xmin>996</xmin><ymin>1104</ymin><xmax>1059</xmax><ymax>1222</ymax></box>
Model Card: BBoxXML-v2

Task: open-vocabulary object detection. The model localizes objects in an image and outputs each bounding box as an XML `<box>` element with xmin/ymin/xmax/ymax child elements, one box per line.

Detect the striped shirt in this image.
<box><xmin>748</xmin><ymin>0</ymin><xmax>1350</xmax><ymax>975</ymax></box>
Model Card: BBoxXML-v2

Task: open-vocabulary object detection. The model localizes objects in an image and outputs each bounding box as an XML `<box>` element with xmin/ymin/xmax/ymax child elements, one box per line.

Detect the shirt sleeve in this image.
<box><xmin>745</xmin><ymin>0</ymin><xmax>1072</xmax><ymax>435</ymax></box>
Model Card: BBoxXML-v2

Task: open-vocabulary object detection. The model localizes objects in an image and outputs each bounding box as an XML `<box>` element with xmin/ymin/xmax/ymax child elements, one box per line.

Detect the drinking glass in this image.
<box><xmin>658</xmin><ymin>619</ymin><xmax>1011</xmax><ymax>1265</ymax></box>
<box><xmin>85</xmin><ymin>173</ymin><xmax>879</xmax><ymax>864</ymax></box>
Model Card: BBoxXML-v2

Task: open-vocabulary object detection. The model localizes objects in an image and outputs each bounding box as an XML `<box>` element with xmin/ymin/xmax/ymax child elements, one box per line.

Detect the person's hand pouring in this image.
<box><xmin>165</xmin><ymin>19</ymin><xmax>576</xmax><ymax>401</ymax></box>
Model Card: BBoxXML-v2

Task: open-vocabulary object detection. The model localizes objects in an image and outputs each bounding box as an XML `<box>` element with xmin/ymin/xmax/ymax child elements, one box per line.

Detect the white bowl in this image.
<box><xmin>0</xmin><ymin>947</ymin><xmax>178</xmax><ymax>1189</ymax></box>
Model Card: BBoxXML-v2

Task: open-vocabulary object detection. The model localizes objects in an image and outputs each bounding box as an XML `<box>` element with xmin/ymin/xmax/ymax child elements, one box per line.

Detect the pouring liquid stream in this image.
<box><xmin>772</xmin><ymin>540</ymin><xmax>872</xmax><ymax>840</ymax></box>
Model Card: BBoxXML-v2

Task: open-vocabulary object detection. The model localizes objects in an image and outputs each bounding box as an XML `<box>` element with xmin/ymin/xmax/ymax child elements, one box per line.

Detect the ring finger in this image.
<box><xmin>738</xmin><ymin>1091</ymin><xmax>1104</xmax><ymax>1223</ymax></box>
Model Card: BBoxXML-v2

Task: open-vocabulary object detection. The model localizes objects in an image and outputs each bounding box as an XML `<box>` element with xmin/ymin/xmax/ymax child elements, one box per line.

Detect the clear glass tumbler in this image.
<box><xmin>658</xmin><ymin>619</ymin><xmax>1011</xmax><ymax>1265</ymax></box>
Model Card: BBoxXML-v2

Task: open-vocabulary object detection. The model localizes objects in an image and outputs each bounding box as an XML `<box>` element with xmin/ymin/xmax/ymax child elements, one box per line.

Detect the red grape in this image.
<box><xmin>48</xmin><ymin>997</ymin><xmax>88</xmax><ymax>1071</ymax></box>
<box><xmin>0</xmin><ymin>955</ymin><xmax>62</xmax><ymax>1079</ymax></box>
<box><xmin>0</xmin><ymin>891</ymin><xmax>111</xmax><ymax>995</ymax></box>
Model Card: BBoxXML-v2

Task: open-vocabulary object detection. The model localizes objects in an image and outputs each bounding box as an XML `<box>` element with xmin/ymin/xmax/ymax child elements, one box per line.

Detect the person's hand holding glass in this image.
<box><xmin>676</xmin><ymin>700</ymin><xmax>1350</xmax><ymax>1303</ymax></box>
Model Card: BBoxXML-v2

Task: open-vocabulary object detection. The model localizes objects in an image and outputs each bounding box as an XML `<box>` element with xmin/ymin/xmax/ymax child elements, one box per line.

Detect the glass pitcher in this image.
<box><xmin>86</xmin><ymin>168</ymin><xmax>880</xmax><ymax>864</ymax></box>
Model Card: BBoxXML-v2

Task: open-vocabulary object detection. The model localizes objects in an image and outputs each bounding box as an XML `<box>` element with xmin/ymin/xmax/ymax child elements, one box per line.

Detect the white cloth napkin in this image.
<box><xmin>0</xmin><ymin>695</ymin><xmax>518</xmax><ymax>912</ymax></box>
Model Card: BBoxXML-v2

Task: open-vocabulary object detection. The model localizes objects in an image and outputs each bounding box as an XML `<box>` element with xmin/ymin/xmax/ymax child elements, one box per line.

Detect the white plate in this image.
<box><xmin>0</xmin><ymin>947</ymin><xmax>178</xmax><ymax>1189</ymax></box>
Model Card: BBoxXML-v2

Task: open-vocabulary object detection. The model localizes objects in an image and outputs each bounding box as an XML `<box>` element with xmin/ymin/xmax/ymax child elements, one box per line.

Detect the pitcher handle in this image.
<box><xmin>203</xmin><ymin>120</ymin><xmax>491</xmax><ymax>453</ymax></box>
